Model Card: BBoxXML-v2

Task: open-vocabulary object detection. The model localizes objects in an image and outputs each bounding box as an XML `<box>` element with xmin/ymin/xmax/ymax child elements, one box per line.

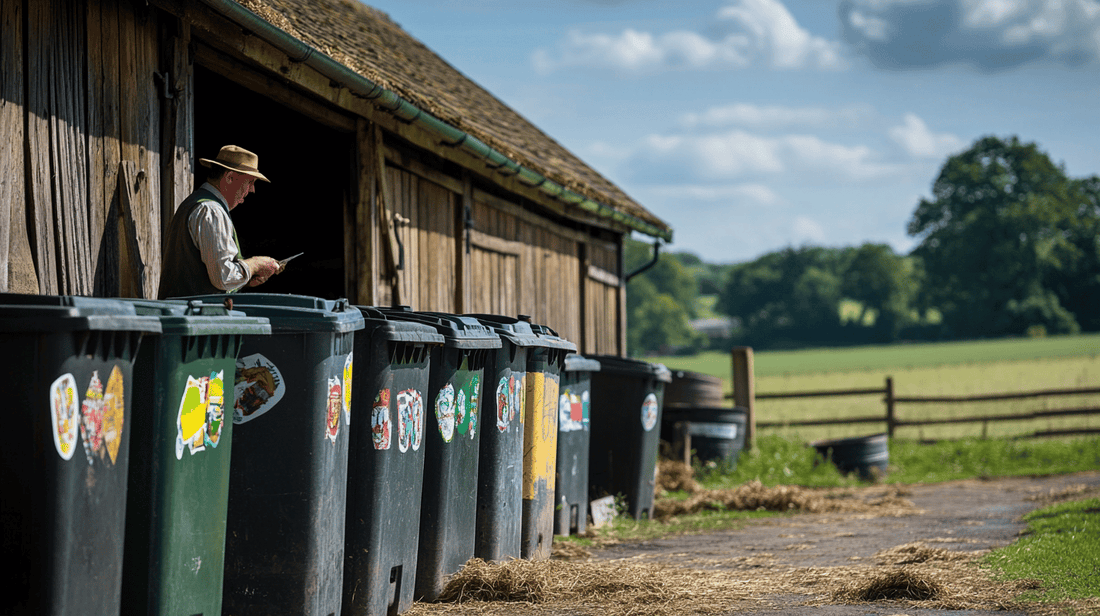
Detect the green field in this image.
<box><xmin>649</xmin><ymin>333</ymin><xmax>1100</xmax><ymax>442</ymax></box>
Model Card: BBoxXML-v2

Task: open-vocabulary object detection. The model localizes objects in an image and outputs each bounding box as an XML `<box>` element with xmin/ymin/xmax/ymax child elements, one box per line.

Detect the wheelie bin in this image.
<box><xmin>587</xmin><ymin>356</ymin><xmax>671</xmax><ymax>520</ymax></box>
<box><xmin>117</xmin><ymin>298</ymin><xmax>270</xmax><ymax>616</ymax></box>
<box><xmin>342</xmin><ymin>307</ymin><xmax>444</xmax><ymax>616</ymax></box>
<box><xmin>0</xmin><ymin>293</ymin><xmax>161</xmax><ymax>616</ymax></box>
<box><xmin>467</xmin><ymin>315</ymin><xmax>575</xmax><ymax>560</ymax></box>
<box><xmin>461</xmin><ymin>315</ymin><xmax>541</xmax><ymax>562</ymax></box>
<box><xmin>374</xmin><ymin>308</ymin><xmax>499</xmax><ymax>601</ymax></box>
<box><xmin>554</xmin><ymin>353</ymin><xmax>601</xmax><ymax>536</ymax></box>
<box><xmin>182</xmin><ymin>293</ymin><xmax>364</xmax><ymax>615</ymax></box>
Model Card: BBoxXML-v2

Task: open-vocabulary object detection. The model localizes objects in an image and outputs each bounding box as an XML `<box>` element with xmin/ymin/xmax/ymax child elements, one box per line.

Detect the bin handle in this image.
<box><xmin>186</xmin><ymin>300</ymin><xmax>204</xmax><ymax>315</ymax></box>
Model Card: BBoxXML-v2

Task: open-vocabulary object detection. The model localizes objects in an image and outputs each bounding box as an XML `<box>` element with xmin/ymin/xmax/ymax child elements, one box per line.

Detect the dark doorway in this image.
<box><xmin>192</xmin><ymin>66</ymin><xmax>352</xmax><ymax>299</ymax></box>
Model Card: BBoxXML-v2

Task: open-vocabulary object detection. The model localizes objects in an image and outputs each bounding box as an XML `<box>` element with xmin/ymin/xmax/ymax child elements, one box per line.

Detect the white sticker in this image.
<box><xmin>233</xmin><ymin>354</ymin><xmax>285</xmax><ymax>424</ymax></box>
<box><xmin>49</xmin><ymin>374</ymin><xmax>79</xmax><ymax>461</ymax></box>
<box><xmin>641</xmin><ymin>392</ymin><xmax>658</xmax><ymax>432</ymax></box>
<box><xmin>436</xmin><ymin>383</ymin><xmax>456</xmax><ymax>443</ymax></box>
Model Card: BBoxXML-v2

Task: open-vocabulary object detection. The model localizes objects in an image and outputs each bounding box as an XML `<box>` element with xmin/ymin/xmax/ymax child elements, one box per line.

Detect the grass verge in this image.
<box><xmin>983</xmin><ymin>497</ymin><xmax>1100</xmax><ymax>602</ymax></box>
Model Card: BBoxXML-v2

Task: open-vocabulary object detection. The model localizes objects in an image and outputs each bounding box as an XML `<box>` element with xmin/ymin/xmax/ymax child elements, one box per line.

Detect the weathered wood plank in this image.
<box><xmin>93</xmin><ymin>0</ymin><xmax>123</xmax><ymax>296</ymax></box>
<box><xmin>355</xmin><ymin>119</ymin><xmax>374</xmax><ymax>305</ymax></box>
<box><xmin>25</xmin><ymin>0</ymin><xmax>59</xmax><ymax>294</ymax></box>
<box><xmin>0</xmin><ymin>0</ymin><xmax>36</xmax><ymax>292</ymax></box>
<box><xmin>161</xmin><ymin>19</ymin><xmax>195</xmax><ymax>241</ymax></box>
<box><xmin>135</xmin><ymin>2</ymin><xmax>161</xmax><ymax>298</ymax></box>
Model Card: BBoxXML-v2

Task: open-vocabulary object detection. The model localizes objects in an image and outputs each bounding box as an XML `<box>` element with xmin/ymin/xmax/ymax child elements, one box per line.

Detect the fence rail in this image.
<box><xmin>742</xmin><ymin>376</ymin><xmax>1100</xmax><ymax>439</ymax></box>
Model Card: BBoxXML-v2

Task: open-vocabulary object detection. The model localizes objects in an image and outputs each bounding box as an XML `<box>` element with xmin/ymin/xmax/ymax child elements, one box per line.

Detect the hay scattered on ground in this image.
<box><xmin>834</xmin><ymin>567</ymin><xmax>942</xmax><ymax>601</ymax></box>
<box><xmin>873</xmin><ymin>541</ymin><xmax>977</xmax><ymax>565</ymax></box>
<box><xmin>655</xmin><ymin>459</ymin><xmax>700</xmax><ymax>495</ymax></box>
<box><xmin>1027</xmin><ymin>482</ymin><xmax>1100</xmax><ymax>504</ymax></box>
<box><xmin>550</xmin><ymin>542</ymin><xmax>592</xmax><ymax>561</ymax></box>
<box><xmin>654</xmin><ymin>480</ymin><xmax>918</xmax><ymax>519</ymax></box>
<box><xmin>413</xmin><ymin>558</ymin><xmax>755</xmax><ymax>616</ymax></box>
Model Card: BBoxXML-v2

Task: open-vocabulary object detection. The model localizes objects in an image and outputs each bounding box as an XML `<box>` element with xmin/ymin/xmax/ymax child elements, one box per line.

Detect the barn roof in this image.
<box><xmin>211</xmin><ymin>0</ymin><xmax>671</xmax><ymax>240</ymax></box>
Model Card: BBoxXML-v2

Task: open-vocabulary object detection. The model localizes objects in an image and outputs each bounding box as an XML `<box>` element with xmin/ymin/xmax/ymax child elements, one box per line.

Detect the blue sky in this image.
<box><xmin>359</xmin><ymin>0</ymin><xmax>1100</xmax><ymax>264</ymax></box>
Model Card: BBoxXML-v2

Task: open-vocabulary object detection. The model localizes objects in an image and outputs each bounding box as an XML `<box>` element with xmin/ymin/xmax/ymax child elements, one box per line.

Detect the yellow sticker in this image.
<box><xmin>102</xmin><ymin>366</ymin><xmax>125</xmax><ymax>464</ymax></box>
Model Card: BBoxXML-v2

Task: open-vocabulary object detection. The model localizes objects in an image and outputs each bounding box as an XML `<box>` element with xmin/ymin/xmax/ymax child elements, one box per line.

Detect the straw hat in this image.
<box><xmin>199</xmin><ymin>145</ymin><xmax>270</xmax><ymax>182</ymax></box>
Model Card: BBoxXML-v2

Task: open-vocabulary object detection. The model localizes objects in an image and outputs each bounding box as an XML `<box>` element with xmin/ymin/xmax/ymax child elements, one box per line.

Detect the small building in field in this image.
<box><xmin>0</xmin><ymin>0</ymin><xmax>671</xmax><ymax>355</ymax></box>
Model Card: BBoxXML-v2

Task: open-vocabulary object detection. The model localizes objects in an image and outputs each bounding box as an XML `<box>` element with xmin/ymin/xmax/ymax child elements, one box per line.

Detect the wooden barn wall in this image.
<box><xmin>0</xmin><ymin>0</ymin><xmax>162</xmax><ymax>297</ymax></box>
<box><xmin>584</xmin><ymin>242</ymin><xmax>622</xmax><ymax>355</ymax></box>
<box><xmin>468</xmin><ymin>197</ymin><xmax>583</xmax><ymax>345</ymax></box>
<box><xmin>376</xmin><ymin>164</ymin><xmax>458</xmax><ymax>312</ymax></box>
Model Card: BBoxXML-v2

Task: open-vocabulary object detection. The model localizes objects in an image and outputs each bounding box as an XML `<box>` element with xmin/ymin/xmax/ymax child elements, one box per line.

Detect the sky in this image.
<box><xmin>357</xmin><ymin>0</ymin><xmax>1100</xmax><ymax>264</ymax></box>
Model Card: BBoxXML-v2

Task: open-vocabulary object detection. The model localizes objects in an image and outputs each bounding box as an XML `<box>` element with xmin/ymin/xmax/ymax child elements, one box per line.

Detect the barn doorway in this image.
<box><xmin>192</xmin><ymin>66</ymin><xmax>353</xmax><ymax>299</ymax></box>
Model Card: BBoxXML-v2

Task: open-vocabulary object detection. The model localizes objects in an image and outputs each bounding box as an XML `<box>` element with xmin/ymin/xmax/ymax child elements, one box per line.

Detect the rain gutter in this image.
<box><xmin>200</xmin><ymin>0</ymin><xmax>672</xmax><ymax>242</ymax></box>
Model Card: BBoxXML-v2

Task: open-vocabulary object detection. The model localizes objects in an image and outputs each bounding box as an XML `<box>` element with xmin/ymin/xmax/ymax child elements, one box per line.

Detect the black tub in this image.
<box><xmin>811</xmin><ymin>433</ymin><xmax>889</xmax><ymax>480</ymax></box>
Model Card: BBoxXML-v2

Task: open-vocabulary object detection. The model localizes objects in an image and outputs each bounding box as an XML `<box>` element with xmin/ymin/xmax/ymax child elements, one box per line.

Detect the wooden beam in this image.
<box><xmin>455</xmin><ymin>172</ymin><xmax>472</xmax><ymax>313</ymax></box>
<box><xmin>118</xmin><ymin>161</ymin><xmax>149</xmax><ymax>298</ymax></box>
<box><xmin>355</xmin><ymin>118</ymin><xmax>376</xmax><ymax>305</ymax></box>
<box><xmin>160</xmin><ymin>18</ymin><xmax>195</xmax><ymax>231</ymax></box>
<box><xmin>373</xmin><ymin>123</ymin><xmax>402</xmax><ymax>306</ymax></box>
<box><xmin>0</xmin><ymin>0</ymin><xmax>36</xmax><ymax>293</ymax></box>
<box><xmin>731</xmin><ymin>347</ymin><xmax>756</xmax><ymax>451</ymax></box>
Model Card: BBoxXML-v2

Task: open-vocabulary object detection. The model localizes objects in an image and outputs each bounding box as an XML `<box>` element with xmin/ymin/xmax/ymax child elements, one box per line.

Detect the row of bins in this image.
<box><xmin>1</xmin><ymin>292</ymin><xmax>670</xmax><ymax>616</ymax></box>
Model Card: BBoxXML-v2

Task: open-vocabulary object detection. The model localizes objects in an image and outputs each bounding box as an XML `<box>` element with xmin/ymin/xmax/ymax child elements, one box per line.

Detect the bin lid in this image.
<box><xmin>121</xmin><ymin>299</ymin><xmax>272</xmax><ymax>337</ymax></box>
<box><xmin>375</xmin><ymin>307</ymin><xmax>501</xmax><ymax>350</ymax></box>
<box><xmin>463</xmin><ymin>314</ymin><xmax>577</xmax><ymax>353</ymax></box>
<box><xmin>354</xmin><ymin>306</ymin><xmax>446</xmax><ymax>345</ymax></box>
<box><xmin>586</xmin><ymin>354</ymin><xmax>672</xmax><ymax>382</ymax></box>
<box><xmin>176</xmin><ymin>293</ymin><xmax>364</xmax><ymax>334</ymax></box>
<box><xmin>564</xmin><ymin>353</ymin><xmax>601</xmax><ymax>373</ymax></box>
<box><xmin>0</xmin><ymin>293</ymin><xmax>163</xmax><ymax>334</ymax></box>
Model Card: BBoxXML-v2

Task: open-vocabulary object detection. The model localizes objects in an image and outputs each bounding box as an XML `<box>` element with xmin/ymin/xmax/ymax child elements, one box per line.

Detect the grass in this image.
<box><xmin>648</xmin><ymin>332</ymin><xmax>1100</xmax><ymax>379</ymax></box>
<box><xmin>984</xmin><ymin>497</ymin><xmax>1100</xmax><ymax>602</ymax></box>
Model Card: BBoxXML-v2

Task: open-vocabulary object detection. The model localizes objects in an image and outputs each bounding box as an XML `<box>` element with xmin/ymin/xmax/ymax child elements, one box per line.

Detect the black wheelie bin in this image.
<box><xmin>374</xmin><ymin>308</ymin><xmax>499</xmax><ymax>602</ymax></box>
<box><xmin>554</xmin><ymin>353</ymin><xmax>600</xmax><ymax>536</ymax></box>
<box><xmin>342</xmin><ymin>307</ymin><xmax>444</xmax><ymax>616</ymax></box>
<box><xmin>0</xmin><ymin>293</ymin><xmax>161</xmax><ymax>616</ymax></box>
<box><xmin>587</xmin><ymin>355</ymin><xmax>671</xmax><ymax>520</ymax></box>
<box><xmin>182</xmin><ymin>293</ymin><xmax>364</xmax><ymax>615</ymax></box>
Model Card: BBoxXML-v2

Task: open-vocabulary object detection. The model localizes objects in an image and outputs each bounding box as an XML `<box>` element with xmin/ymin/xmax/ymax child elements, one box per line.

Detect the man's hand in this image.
<box><xmin>243</xmin><ymin>256</ymin><xmax>280</xmax><ymax>287</ymax></box>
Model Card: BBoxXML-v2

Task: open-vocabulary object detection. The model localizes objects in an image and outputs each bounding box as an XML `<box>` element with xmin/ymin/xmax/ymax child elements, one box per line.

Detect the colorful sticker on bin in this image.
<box><xmin>496</xmin><ymin>375</ymin><xmax>511</xmax><ymax>432</ymax></box>
<box><xmin>468</xmin><ymin>375</ymin><xmax>480</xmax><ymax>439</ymax></box>
<box><xmin>641</xmin><ymin>393</ymin><xmax>659</xmax><ymax>432</ymax></box>
<box><xmin>372</xmin><ymin>389</ymin><xmax>391</xmax><ymax>450</ymax></box>
<box><xmin>79</xmin><ymin>367</ymin><xmax>125</xmax><ymax>466</ymax></box>
<box><xmin>436</xmin><ymin>383</ymin><xmax>456</xmax><ymax>443</ymax></box>
<box><xmin>326</xmin><ymin>377</ymin><xmax>342</xmax><ymax>444</ymax></box>
<box><xmin>343</xmin><ymin>353</ymin><xmax>354</xmax><ymax>426</ymax></box>
<box><xmin>455</xmin><ymin>389</ymin><xmax>467</xmax><ymax>437</ymax></box>
<box><xmin>49</xmin><ymin>374</ymin><xmax>79</xmax><ymax>460</ymax></box>
<box><xmin>233</xmin><ymin>354</ymin><xmax>285</xmax><ymax>424</ymax></box>
<box><xmin>397</xmin><ymin>389</ymin><xmax>423</xmax><ymax>452</ymax></box>
<box><xmin>175</xmin><ymin>370</ymin><xmax>226</xmax><ymax>459</ymax></box>
<box><xmin>559</xmin><ymin>389</ymin><xmax>587</xmax><ymax>433</ymax></box>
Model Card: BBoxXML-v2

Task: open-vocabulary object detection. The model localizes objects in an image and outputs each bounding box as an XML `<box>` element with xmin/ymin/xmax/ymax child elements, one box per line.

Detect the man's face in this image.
<box><xmin>225</xmin><ymin>172</ymin><xmax>256</xmax><ymax>210</ymax></box>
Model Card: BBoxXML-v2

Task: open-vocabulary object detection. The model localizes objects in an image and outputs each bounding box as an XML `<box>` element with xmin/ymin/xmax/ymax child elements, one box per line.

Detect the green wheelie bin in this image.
<box><xmin>117</xmin><ymin>298</ymin><xmax>270</xmax><ymax>616</ymax></box>
<box><xmin>0</xmin><ymin>293</ymin><xmax>161</xmax><ymax>616</ymax></box>
<box><xmin>180</xmin><ymin>293</ymin><xmax>364</xmax><ymax>616</ymax></box>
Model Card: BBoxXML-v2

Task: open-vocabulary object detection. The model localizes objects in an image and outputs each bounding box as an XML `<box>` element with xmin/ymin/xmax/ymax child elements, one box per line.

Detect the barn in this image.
<box><xmin>0</xmin><ymin>0</ymin><xmax>672</xmax><ymax>355</ymax></box>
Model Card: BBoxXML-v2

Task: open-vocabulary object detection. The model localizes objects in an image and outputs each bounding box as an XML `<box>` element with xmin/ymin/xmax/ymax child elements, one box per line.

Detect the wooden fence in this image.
<box><xmin>752</xmin><ymin>376</ymin><xmax>1100</xmax><ymax>440</ymax></box>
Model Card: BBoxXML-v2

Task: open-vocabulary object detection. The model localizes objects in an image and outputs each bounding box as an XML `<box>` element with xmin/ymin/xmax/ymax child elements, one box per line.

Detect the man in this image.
<box><xmin>159</xmin><ymin>145</ymin><xmax>282</xmax><ymax>299</ymax></box>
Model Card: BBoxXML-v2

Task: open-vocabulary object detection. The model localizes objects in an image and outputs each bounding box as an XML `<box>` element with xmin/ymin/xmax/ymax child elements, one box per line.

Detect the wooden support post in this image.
<box><xmin>675</xmin><ymin>421</ymin><xmax>692</xmax><ymax>467</ymax></box>
<box><xmin>731</xmin><ymin>346</ymin><xmax>755</xmax><ymax>451</ymax></box>
<box><xmin>885</xmin><ymin>376</ymin><xmax>895</xmax><ymax>438</ymax></box>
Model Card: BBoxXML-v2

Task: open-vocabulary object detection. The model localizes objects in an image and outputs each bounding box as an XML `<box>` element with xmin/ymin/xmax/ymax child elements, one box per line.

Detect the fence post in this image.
<box><xmin>731</xmin><ymin>346</ymin><xmax>755</xmax><ymax>451</ymax></box>
<box><xmin>885</xmin><ymin>376</ymin><xmax>895</xmax><ymax>438</ymax></box>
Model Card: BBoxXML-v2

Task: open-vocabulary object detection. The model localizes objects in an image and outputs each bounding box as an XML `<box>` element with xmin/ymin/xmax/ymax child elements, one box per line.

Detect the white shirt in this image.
<box><xmin>186</xmin><ymin>183</ymin><xmax>251</xmax><ymax>292</ymax></box>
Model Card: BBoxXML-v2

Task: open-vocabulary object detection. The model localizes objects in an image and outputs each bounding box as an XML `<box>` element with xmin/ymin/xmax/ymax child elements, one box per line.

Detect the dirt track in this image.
<box><xmin>590</xmin><ymin>471</ymin><xmax>1100</xmax><ymax>614</ymax></box>
<box><xmin>408</xmin><ymin>471</ymin><xmax>1100</xmax><ymax>616</ymax></box>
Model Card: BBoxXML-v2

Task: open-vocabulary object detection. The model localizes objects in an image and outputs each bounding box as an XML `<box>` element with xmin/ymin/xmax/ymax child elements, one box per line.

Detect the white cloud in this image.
<box><xmin>840</xmin><ymin>0</ymin><xmax>1100</xmax><ymax>70</ymax></box>
<box><xmin>792</xmin><ymin>216</ymin><xmax>827</xmax><ymax>244</ymax></box>
<box><xmin>680</xmin><ymin>103</ymin><xmax>872</xmax><ymax>130</ymax></box>
<box><xmin>533</xmin><ymin>0</ymin><xmax>845</xmax><ymax>73</ymax></box>
<box><xmin>632</xmin><ymin>129</ymin><xmax>901</xmax><ymax>182</ymax></box>
<box><xmin>649</xmin><ymin>183</ymin><xmax>782</xmax><ymax>204</ymax></box>
<box><xmin>888</xmin><ymin>114</ymin><xmax>965</xmax><ymax>158</ymax></box>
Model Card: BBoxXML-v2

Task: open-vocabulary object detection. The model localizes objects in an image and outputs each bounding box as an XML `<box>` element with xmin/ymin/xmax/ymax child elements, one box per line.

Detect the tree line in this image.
<box><xmin>626</xmin><ymin>135</ymin><xmax>1100</xmax><ymax>355</ymax></box>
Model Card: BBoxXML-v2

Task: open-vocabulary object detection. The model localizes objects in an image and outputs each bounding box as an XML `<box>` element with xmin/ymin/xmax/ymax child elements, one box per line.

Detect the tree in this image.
<box><xmin>908</xmin><ymin>136</ymin><xmax>1081</xmax><ymax>337</ymax></box>
<box><xmin>841</xmin><ymin>243</ymin><xmax>922</xmax><ymax>340</ymax></box>
<box><xmin>624</xmin><ymin>239</ymin><xmax>703</xmax><ymax>354</ymax></box>
<box><xmin>716</xmin><ymin>246</ymin><xmax>846</xmax><ymax>345</ymax></box>
<box><xmin>1050</xmin><ymin>176</ymin><xmax>1100</xmax><ymax>331</ymax></box>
